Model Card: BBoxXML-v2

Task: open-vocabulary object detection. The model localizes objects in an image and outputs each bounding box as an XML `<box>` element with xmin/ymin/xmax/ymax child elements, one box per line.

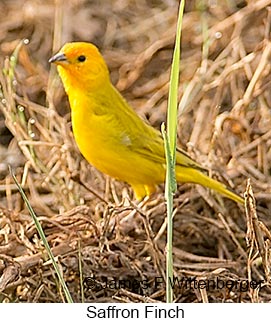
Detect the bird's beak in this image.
<box><xmin>49</xmin><ymin>52</ymin><xmax>67</xmax><ymax>64</ymax></box>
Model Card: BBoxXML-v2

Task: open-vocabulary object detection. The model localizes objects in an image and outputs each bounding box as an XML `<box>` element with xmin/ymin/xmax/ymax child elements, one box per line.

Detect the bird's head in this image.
<box><xmin>49</xmin><ymin>42</ymin><xmax>110</xmax><ymax>93</ymax></box>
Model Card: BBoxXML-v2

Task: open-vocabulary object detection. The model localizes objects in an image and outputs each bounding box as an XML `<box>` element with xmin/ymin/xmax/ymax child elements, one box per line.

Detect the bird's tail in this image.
<box><xmin>176</xmin><ymin>165</ymin><xmax>244</xmax><ymax>204</ymax></box>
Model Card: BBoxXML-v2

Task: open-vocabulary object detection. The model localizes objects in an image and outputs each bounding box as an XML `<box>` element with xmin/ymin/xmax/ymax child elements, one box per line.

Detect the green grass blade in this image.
<box><xmin>164</xmin><ymin>0</ymin><xmax>185</xmax><ymax>303</ymax></box>
<box><xmin>167</xmin><ymin>0</ymin><xmax>185</xmax><ymax>162</ymax></box>
<box><xmin>10</xmin><ymin>167</ymin><xmax>74</xmax><ymax>303</ymax></box>
<box><xmin>162</xmin><ymin>123</ymin><xmax>177</xmax><ymax>194</ymax></box>
<box><xmin>161</xmin><ymin>123</ymin><xmax>174</xmax><ymax>303</ymax></box>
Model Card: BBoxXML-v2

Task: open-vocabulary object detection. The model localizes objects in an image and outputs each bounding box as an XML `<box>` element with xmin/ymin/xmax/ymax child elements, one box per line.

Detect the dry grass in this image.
<box><xmin>0</xmin><ymin>0</ymin><xmax>271</xmax><ymax>302</ymax></box>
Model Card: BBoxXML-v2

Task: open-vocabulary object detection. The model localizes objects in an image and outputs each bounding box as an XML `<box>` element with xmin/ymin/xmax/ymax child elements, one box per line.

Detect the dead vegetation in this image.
<box><xmin>0</xmin><ymin>0</ymin><xmax>271</xmax><ymax>302</ymax></box>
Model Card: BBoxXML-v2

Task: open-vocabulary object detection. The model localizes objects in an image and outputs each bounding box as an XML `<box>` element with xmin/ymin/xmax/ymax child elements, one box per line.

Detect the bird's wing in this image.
<box><xmin>127</xmin><ymin>122</ymin><xmax>205</xmax><ymax>172</ymax></box>
<box><xmin>110</xmin><ymin>85</ymin><xmax>205</xmax><ymax>172</ymax></box>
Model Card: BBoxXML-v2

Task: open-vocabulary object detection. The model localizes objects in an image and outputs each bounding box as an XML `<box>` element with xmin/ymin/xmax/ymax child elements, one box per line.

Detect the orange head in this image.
<box><xmin>49</xmin><ymin>42</ymin><xmax>109</xmax><ymax>93</ymax></box>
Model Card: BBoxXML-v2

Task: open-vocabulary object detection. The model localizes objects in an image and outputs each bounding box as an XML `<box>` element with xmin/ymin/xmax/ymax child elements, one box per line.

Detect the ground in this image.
<box><xmin>0</xmin><ymin>0</ymin><xmax>271</xmax><ymax>302</ymax></box>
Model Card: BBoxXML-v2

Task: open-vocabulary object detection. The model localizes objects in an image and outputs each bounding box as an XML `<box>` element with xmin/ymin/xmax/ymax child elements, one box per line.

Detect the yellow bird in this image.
<box><xmin>49</xmin><ymin>42</ymin><xmax>243</xmax><ymax>204</ymax></box>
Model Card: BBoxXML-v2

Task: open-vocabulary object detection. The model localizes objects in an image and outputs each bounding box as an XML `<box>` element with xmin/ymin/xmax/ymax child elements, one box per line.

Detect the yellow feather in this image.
<box><xmin>49</xmin><ymin>42</ymin><xmax>244</xmax><ymax>204</ymax></box>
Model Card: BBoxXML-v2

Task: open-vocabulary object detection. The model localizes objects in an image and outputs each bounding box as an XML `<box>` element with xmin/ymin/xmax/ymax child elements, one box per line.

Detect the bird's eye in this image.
<box><xmin>77</xmin><ymin>55</ymin><xmax>86</xmax><ymax>62</ymax></box>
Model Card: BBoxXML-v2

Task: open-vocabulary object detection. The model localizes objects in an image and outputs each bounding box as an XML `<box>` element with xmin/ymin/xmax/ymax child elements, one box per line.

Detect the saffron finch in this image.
<box><xmin>49</xmin><ymin>42</ymin><xmax>243</xmax><ymax>204</ymax></box>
